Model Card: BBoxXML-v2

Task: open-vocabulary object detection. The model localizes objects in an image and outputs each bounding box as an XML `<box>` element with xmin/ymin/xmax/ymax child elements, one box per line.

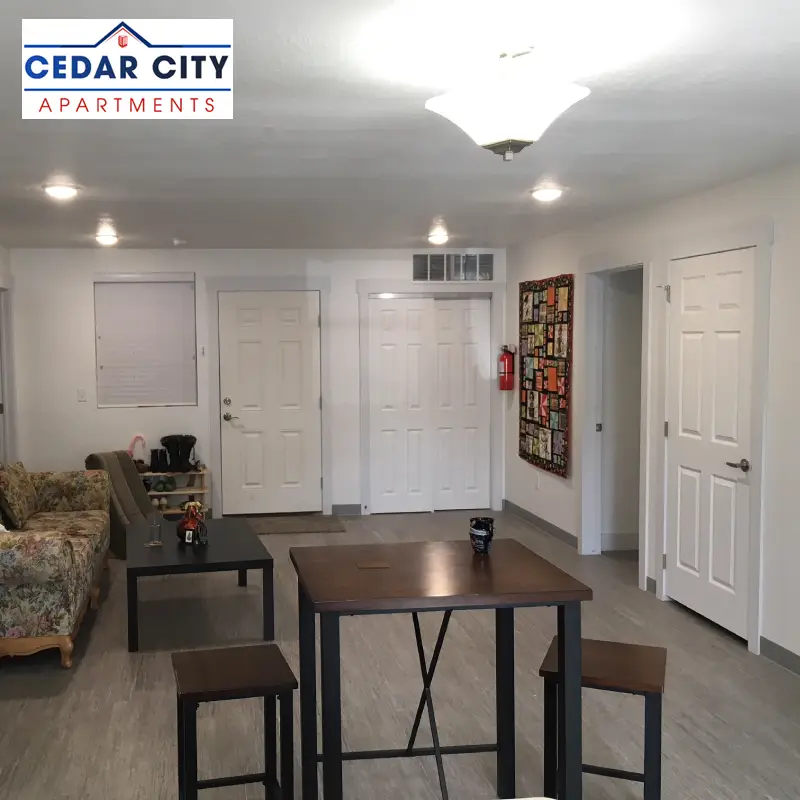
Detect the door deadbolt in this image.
<box><xmin>223</xmin><ymin>397</ymin><xmax>232</xmax><ymax>405</ymax></box>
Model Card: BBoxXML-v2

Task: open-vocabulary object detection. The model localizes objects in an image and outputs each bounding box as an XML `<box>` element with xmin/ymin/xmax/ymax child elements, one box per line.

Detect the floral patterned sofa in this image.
<box><xmin>0</xmin><ymin>463</ymin><xmax>110</xmax><ymax>667</ymax></box>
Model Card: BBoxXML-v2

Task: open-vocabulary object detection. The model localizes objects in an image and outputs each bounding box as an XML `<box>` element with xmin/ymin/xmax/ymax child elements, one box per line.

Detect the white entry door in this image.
<box><xmin>368</xmin><ymin>296</ymin><xmax>491</xmax><ymax>514</ymax></box>
<box><xmin>219</xmin><ymin>291</ymin><xmax>322</xmax><ymax>515</ymax></box>
<box><xmin>665</xmin><ymin>248</ymin><xmax>756</xmax><ymax>638</ymax></box>
<box><xmin>368</xmin><ymin>297</ymin><xmax>435</xmax><ymax>513</ymax></box>
<box><xmin>433</xmin><ymin>299</ymin><xmax>491</xmax><ymax>510</ymax></box>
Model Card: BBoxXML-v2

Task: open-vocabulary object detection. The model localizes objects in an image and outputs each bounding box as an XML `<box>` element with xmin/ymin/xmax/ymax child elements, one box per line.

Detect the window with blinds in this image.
<box><xmin>94</xmin><ymin>275</ymin><xmax>197</xmax><ymax>407</ymax></box>
<box><xmin>412</xmin><ymin>253</ymin><xmax>494</xmax><ymax>282</ymax></box>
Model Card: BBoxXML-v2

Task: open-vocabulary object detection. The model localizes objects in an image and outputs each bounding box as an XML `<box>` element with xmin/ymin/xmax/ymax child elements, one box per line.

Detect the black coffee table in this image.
<box><xmin>126</xmin><ymin>517</ymin><xmax>274</xmax><ymax>652</ymax></box>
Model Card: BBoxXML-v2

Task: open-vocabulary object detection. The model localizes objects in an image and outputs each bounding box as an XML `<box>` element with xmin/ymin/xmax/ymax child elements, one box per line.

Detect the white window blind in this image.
<box><xmin>94</xmin><ymin>277</ymin><xmax>197</xmax><ymax>407</ymax></box>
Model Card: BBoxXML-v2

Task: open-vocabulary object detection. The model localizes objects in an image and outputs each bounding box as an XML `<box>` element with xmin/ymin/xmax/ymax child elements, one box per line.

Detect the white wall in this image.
<box><xmin>601</xmin><ymin>268</ymin><xmax>643</xmax><ymax>550</ymax></box>
<box><xmin>0</xmin><ymin>246</ymin><xmax>10</xmax><ymax>289</ymax></box>
<box><xmin>506</xmin><ymin>161</ymin><xmax>800</xmax><ymax>657</ymax></box>
<box><xmin>9</xmin><ymin>248</ymin><xmax>504</xmax><ymax>509</ymax></box>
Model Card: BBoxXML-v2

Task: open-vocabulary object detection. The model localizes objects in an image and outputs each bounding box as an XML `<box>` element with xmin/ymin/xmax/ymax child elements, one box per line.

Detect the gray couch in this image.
<box><xmin>84</xmin><ymin>451</ymin><xmax>157</xmax><ymax>558</ymax></box>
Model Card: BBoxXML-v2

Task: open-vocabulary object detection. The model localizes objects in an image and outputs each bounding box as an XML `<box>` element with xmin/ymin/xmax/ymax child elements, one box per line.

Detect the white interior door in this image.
<box><xmin>219</xmin><ymin>291</ymin><xmax>322</xmax><ymax>515</ymax></box>
<box><xmin>368</xmin><ymin>297</ymin><xmax>435</xmax><ymax>514</ymax></box>
<box><xmin>433</xmin><ymin>299</ymin><xmax>491</xmax><ymax>510</ymax></box>
<box><xmin>665</xmin><ymin>248</ymin><xmax>755</xmax><ymax>638</ymax></box>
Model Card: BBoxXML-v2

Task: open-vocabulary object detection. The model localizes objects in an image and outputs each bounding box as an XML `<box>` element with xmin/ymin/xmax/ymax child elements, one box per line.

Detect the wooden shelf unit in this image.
<box><xmin>139</xmin><ymin>468</ymin><xmax>211</xmax><ymax>517</ymax></box>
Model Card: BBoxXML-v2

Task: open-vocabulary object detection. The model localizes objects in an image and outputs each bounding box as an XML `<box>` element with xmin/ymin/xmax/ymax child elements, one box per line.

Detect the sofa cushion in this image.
<box><xmin>24</xmin><ymin>510</ymin><xmax>110</xmax><ymax>556</ymax></box>
<box><xmin>0</xmin><ymin>463</ymin><xmax>38</xmax><ymax>529</ymax></box>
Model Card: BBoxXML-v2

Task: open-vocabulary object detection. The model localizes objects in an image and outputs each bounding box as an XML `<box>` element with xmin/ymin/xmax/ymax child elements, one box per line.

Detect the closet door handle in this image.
<box><xmin>223</xmin><ymin>413</ymin><xmax>239</xmax><ymax>422</ymax></box>
<box><xmin>725</xmin><ymin>458</ymin><xmax>750</xmax><ymax>473</ymax></box>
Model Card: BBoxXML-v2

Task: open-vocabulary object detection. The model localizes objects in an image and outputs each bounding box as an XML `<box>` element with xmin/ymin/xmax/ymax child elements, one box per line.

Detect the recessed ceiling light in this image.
<box><xmin>532</xmin><ymin>187</ymin><xmax>563</xmax><ymax>202</ymax></box>
<box><xmin>96</xmin><ymin>218</ymin><xmax>118</xmax><ymax>246</ymax></box>
<box><xmin>428</xmin><ymin>218</ymin><xmax>449</xmax><ymax>245</ymax></box>
<box><xmin>44</xmin><ymin>183</ymin><xmax>79</xmax><ymax>201</ymax></box>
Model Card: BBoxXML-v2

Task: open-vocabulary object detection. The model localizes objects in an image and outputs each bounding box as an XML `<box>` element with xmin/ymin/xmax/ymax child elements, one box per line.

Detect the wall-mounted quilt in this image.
<box><xmin>518</xmin><ymin>274</ymin><xmax>574</xmax><ymax>477</ymax></box>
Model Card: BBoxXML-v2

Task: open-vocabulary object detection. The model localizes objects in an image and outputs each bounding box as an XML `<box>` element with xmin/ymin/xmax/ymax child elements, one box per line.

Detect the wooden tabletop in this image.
<box><xmin>290</xmin><ymin>538</ymin><xmax>592</xmax><ymax>613</ymax></box>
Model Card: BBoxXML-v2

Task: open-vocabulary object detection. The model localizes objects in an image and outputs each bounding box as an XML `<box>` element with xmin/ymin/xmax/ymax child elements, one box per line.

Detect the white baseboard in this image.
<box><xmin>602</xmin><ymin>532</ymin><xmax>639</xmax><ymax>551</ymax></box>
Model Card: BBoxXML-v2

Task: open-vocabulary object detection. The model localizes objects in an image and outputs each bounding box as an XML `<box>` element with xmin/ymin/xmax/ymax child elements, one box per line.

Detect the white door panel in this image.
<box><xmin>219</xmin><ymin>291</ymin><xmax>322</xmax><ymax>515</ymax></box>
<box><xmin>666</xmin><ymin>248</ymin><xmax>754</xmax><ymax>638</ymax></box>
<box><xmin>433</xmin><ymin>299</ymin><xmax>491</xmax><ymax>510</ymax></box>
<box><xmin>369</xmin><ymin>298</ymin><xmax>435</xmax><ymax>513</ymax></box>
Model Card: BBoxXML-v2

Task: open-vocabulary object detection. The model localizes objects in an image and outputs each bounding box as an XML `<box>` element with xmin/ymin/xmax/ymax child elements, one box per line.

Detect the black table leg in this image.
<box><xmin>406</xmin><ymin>610</ymin><xmax>452</xmax><ymax>753</ymax></box>
<box><xmin>644</xmin><ymin>693</ymin><xmax>662</xmax><ymax>800</ymax></box>
<box><xmin>280</xmin><ymin>691</ymin><xmax>295</xmax><ymax>800</ymax></box>
<box><xmin>320</xmin><ymin>612</ymin><xmax>342</xmax><ymax>800</ymax></box>
<box><xmin>543</xmin><ymin>677</ymin><xmax>558</xmax><ymax>799</ymax></box>
<box><xmin>496</xmin><ymin>607</ymin><xmax>516</xmax><ymax>799</ymax></box>
<box><xmin>238</xmin><ymin>569</ymin><xmax>248</xmax><ymax>587</ymax></box>
<box><xmin>298</xmin><ymin>584</ymin><xmax>317</xmax><ymax>800</ymax></box>
<box><xmin>558</xmin><ymin>603</ymin><xmax>582</xmax><ymax>800</ymax></box>
<box><xmin>177</xmin><ymin>696</ymin><xmax>186</xmax><ymax>799</ymax></box>
<box><xmin>263</xmin><ymin>565</ymin><xmax>275</xmax><ymax>641</ymax></box>
<box><xmin>265</xmin><ymin>695</ymin><xmax>277</xmax><ymax>787</ymax></box>
<box><xmin>126</xmin><ymin>572</ymin><xmax>139</xmax><ymax>653</ymax></box>
<box><xmin>410</xmin><ymin>612</ymin><xmax>449</xmax><ymax>800</ymax></box>
<box><xmin>184</xmin><ymin>700</ymin><xmax>198</xmax><ymax>800</ymax></box>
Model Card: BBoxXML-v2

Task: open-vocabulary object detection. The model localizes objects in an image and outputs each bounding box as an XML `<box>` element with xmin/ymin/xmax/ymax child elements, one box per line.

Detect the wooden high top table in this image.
<box><xmin>290</xmin><ymin>538</ymin><xmax>593</xmax><ymax>800</ymax></box>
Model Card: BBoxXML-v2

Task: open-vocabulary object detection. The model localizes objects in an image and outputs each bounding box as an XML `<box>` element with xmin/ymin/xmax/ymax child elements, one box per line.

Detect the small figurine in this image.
<box><xmin>176</xmin><ymin>501</ymin><xmax>208</xmax><ymax>547</ymax></box>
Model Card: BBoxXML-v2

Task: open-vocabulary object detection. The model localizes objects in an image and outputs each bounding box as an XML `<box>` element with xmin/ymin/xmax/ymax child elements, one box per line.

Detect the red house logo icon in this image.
<box><xmin>118</xmin><ymin>34</ymin><xmax>128</xmax><ymax>47</ymax></box>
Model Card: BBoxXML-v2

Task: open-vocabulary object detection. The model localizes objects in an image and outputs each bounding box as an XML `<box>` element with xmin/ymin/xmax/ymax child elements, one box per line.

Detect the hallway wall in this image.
<box><xmin>601</xmin><ymin>268</ymin><xmax>643</xmax><ymax>550</ymax></box>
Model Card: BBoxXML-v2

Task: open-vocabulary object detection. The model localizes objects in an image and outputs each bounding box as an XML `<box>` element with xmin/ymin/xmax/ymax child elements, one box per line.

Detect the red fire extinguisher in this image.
<box><xmin>498</xmin><ymin>346</ymin><xmax>515</xmax><ymax>391</ymax></box>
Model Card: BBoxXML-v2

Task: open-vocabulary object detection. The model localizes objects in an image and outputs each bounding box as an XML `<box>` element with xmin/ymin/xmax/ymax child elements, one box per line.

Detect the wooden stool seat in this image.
<box><xmin>539</xmin><ymin>637</ymin><xmax>667</xmax><ymax>800</ymax></box>
<box><xmin>172</xmin><ymin>643</ymin><xmax>298</xmax><ymax>702</ymax></box>
<box><xmin>172</xmin><ymin>644</ymin><xmax>296</xmax><ymax>800</ymax></box>
<box><xmin>539</xmin><ymin>636</ymin><xmax>666</xmax><ymax>695</ymax></box>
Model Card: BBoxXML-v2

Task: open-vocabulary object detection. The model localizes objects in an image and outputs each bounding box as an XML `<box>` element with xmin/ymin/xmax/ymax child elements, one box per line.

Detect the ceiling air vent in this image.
<box><xmin>412</xmin><ymin>253</ymin><xmax>494</xmax><ymax>282</ymax></box>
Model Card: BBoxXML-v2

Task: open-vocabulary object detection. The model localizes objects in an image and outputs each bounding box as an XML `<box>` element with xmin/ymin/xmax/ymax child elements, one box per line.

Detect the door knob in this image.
<box><xmin>223</xmin><ymin>412</ymin><xmax>239</xmax><ymax>422</ymax></box>
<box><xmin>725</xmin><ymin>458</ymin><xmax>751</xmax><ymax>473</ymax></box>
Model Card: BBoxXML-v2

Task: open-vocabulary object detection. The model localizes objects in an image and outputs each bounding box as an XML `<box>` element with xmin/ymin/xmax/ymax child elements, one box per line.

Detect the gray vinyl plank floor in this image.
<box><xmin>1</xmin><ymin>510</ymin><xmax>799</xmax><ymax>799</ymax></box>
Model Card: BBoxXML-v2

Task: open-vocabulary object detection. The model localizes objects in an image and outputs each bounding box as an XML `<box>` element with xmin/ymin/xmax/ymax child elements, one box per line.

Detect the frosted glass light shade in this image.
<box><xmin>426</xmin><ymin>76</ymin><xmax>589</xmax><ymax>152</ymax></box>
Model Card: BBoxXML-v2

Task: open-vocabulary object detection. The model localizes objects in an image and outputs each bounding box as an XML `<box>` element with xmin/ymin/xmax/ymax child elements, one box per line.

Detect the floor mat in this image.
<box><xmin>249</xmin><ymin>515</ymin><xmax>346</xmax><ymax>534</ymax></box>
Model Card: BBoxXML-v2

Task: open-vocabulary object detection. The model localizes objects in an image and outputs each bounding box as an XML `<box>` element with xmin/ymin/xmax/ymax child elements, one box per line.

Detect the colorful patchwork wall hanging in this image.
<box><xmin>518</xmin><ymin>274</ymin><xmax>574</xmax><ymax>477</ymax></box>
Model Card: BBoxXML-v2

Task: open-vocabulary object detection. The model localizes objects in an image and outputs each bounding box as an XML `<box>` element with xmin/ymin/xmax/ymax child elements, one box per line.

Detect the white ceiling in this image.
<box><xmin>2</xmin><ymin>0</ymin><xmax>800</xmax><ymax>249</ymax></box>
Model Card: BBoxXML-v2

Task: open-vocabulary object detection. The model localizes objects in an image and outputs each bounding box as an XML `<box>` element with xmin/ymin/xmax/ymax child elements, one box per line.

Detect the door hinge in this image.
<box><xmin>318</xmin><ymin>314</ymin><xmax>321</xmax><ymax>328</ymax></box>
<box><xmin>319</xmin><ymin>396</ymin><xmax>322</xmax><ymax>410</ymax></box>
<box><xmin>664</xmin><ymin>420</ymin><xmax>669</xmax><ymax>437</ymax></box>
<box><xmin>320</xmin><ymin>477</ymin><xmax>323</xmax><ymax>489</ymax></box>
<box><xmin>595</xmin><ymin>423</ymin><xmax>603</xmax><ymax>432</ymax></box>
<box><xmin>662</xmin><ymin>553</ymin><xmax>667</xmax><ymax>569</ymax></box>
<box><xmin>657</xmin><ymin>284</ymin><xmax>671</xmax><ymax>303</ymax></box>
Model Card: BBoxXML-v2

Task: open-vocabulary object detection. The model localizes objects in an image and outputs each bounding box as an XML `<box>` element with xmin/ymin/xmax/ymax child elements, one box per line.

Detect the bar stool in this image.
<box><xmin>539</xmin><ymin>637</ymin><xmax>667</xmax><ymax>800</ymax></box>
<box><xmin>172</xmin><ymin>643</ymin><xmax>297</xmax><ymax>799</ymax></box>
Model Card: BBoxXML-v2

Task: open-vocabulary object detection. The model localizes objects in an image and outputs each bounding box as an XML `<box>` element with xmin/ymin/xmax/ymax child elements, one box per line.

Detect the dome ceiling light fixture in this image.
<box><xmin>425</xmin><ymin>49</ymin><xmax>590</xmax><ymax>161</ymax></box>
<box><xmin>532</xmin><ymin>186</ymin><xmax>564</xmax><ymax>202</ymax></box>
<box><xmin>43</xmin><ymin>182</ymin><xmax>79</xmax><ymax>201</ymax></box>
<box><xmin>428</xmin><ymin>218</ymin><xmax>449</xmax><ymax>245</ymax></box>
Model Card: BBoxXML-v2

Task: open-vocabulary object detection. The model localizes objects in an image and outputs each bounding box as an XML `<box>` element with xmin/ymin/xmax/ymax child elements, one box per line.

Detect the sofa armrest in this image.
<box><xmin>0</xmin><ymin>530</ymin><xmax>75</xmax><ymax>584</ymax></box>
<box><xmin>31</xmin><ymin>470</ymin><xmax>111</xmax><ymax>513</ymax></box>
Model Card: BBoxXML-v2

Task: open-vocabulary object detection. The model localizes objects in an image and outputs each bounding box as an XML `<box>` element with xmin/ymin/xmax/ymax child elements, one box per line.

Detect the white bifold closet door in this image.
<box><xmin>368</xmin><ymin>296</ymin><xmax>491</xmax><ymax>514</ymax></box>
